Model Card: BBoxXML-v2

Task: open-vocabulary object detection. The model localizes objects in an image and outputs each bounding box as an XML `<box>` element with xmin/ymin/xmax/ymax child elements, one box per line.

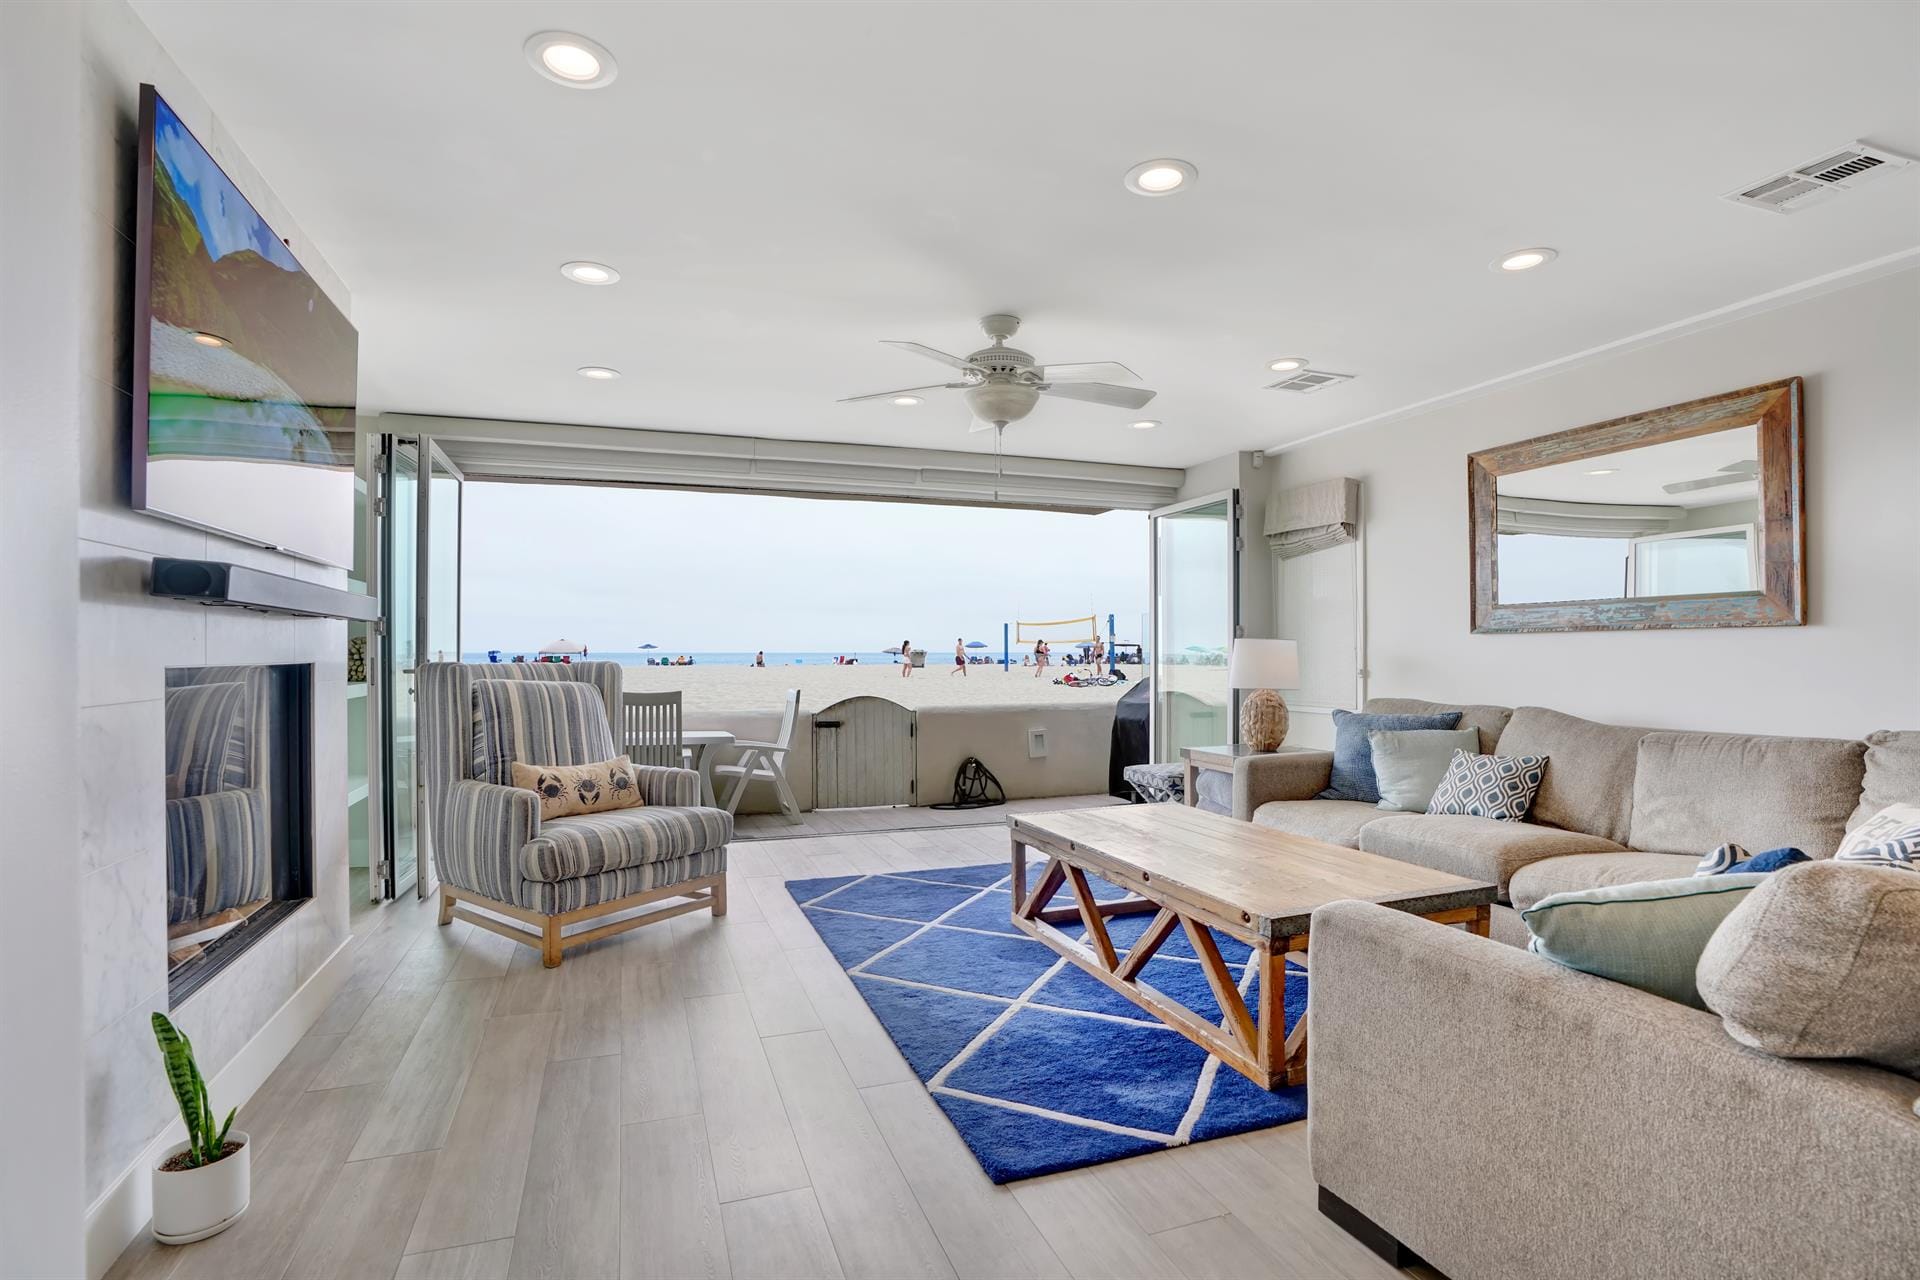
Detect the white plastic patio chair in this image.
<box><xmin>711</xmin><ymin>689</ymin><xmax>802</xmax><ymax>823</ymax></box>
<box><xmin>621</xmin><ymin>690</ymin><xmax>684</xmax><ymax>768</ymax></box>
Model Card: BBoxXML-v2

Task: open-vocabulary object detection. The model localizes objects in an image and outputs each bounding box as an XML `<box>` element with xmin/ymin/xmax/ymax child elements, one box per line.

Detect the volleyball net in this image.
<box><xmin>1014</xmin><ymin>615</ymin><xmax>1099</xmax><ymax>644</ymax></box>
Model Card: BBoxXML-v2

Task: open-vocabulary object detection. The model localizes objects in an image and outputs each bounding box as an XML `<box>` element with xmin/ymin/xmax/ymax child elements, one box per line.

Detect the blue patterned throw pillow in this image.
<box><xmin>1694</xmin><ymin>844</ymin><xmax>1811</xmax><ymax>876</ymax></box>
<box><xmin>1318</xmin><ymin>709</ymin><xmax>1464</xmax><ymax>804</ymax></box>
<box><xmin>1426</xmin><ymin>750</ymin><xmax>1547</xmax><ymax>822</ymax></box>
<box><xmin>1833</xmin><ymin>804</ymin><xmax>1920</xmax><ymax>872</ymax></box>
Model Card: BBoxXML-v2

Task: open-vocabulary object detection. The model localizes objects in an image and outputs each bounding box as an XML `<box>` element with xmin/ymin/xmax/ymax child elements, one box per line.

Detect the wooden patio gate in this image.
<box><xmin>812</xmin><ymin>696</ymin><xmax>917</xmax><ymax>809</ymax></box>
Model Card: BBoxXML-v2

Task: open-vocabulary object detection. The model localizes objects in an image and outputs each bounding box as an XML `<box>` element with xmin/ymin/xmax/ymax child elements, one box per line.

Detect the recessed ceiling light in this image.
<box><xmin>891</xmin><ymin>395</ymin><xmax>922</xmax><ymax>406</ymax></box>
<box><xmin>1495</xmin><ymin>247</ymin><xmax>1558</xmax><ymax>272</ymax></box>
<box><xmin>525</xmin><ymin>31</ymin><xmax>618</xmax><ymax>89</ymax></box>
<box><xmin>1130</xmin><ymin>420</ymin><xmax>1160</xmax><ymax>430</ymax></box>
<box><xmin>188</xmin><ymin>331</ymin><xmax>229</xmax><ymax>348</ymax></box>
<box><xmin>1124</xmin><ymin>158</ymin><xmax>1197</xmax><ymax>197</ymax></box>
<box><xmin>1585</xmin><ymin>468</ymin><xmax>1619</xmax><ymax>476</ymax></box>
<box><xmin>560</xmin><ymin>260</ymin><xmax>620</xmax><ymax>286</ymax></box>
<box><xmin>1266</xmin><ymin>356</ymin><xmax>1308</xmax><ymax>373</ymax></box>
<box><xmin>576</xmin><ymin>366</ymin><xmax>620</xmax><ymax>380</ymax></box>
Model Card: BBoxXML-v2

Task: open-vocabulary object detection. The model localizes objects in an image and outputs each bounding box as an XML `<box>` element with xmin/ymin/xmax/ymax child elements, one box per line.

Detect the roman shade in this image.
<box><xmin>1266</xmin><ymin>477</ymin><xmax>1360</xmax><ymax>558</ymax></box>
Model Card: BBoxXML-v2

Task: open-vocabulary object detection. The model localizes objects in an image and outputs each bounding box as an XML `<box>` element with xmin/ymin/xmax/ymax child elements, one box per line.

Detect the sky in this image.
<box><xmin>461</xmin><ymin>482</ymin><xmax>1149</xmax><ymax>653</ymax></box>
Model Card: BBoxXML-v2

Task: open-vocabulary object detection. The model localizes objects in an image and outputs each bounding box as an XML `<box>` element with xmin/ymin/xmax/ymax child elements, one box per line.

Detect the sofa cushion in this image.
<box><xmin>1250</xmin><ymin>798</ymin><xmax>1384</xmax><ymax>848</ymax></box>
<box><xmin>1697</xmin><ymin>861</ymin><xmax>1920</xmax><ymax>1076</ymax></box>
<box><xmin>1522</xmin><ymin>874</ymin><xmax>1767</xmax><ymax>1008</ymax></box>
<box><xmin>1849</xmin><ymin>730</ymin><xmax>1920</xmax><ymax>831</ymax></box>
<box><xmin>521</xmin><ymin>805</ymin><xmax>733</xmax><ymax>882</ymax></box>
<box><xmin>1364</xmin><ymin>698</ymin><xmax>1512</xmax><ymax>755</ymax></box>
<box><xmin>1495</xmin><ymin>707</ymin><xmax>1652</xmax><ymax>845</ymax></box>
<box><xmin>473</xmin><ymin>679</ymin><xmax>618</xmax><ymax>786</ymax></box>
<box><xmin>1358</xmin><ymin>814</ymin><xmax>1625</xmax><ymax>897</ymax></box>
<box><xmin>1509</xmin><ymin>851</ymin><xmax>1702</xmax><ymax>910</ymax></box>
<box><xmin>1627</xmin><ymin>731</ymin><xmax>1867</xmax><ymax>859</ymax></box>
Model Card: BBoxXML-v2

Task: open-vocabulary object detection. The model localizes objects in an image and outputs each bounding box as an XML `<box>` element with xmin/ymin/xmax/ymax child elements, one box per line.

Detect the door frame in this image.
<box><xmin>1146</xmin><ymin>488</ymin><xmax>1242</xmax><ymax>762</ymax></box>
<box><xmin>411</xmin><ymin>437</ymin><xmax>465</xmax><ymax>899</ymax></box>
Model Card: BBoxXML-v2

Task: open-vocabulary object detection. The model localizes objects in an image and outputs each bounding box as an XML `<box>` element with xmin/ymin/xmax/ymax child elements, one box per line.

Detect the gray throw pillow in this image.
<box><xmin>1696</xmin><ymin>861</ymin><xmax>1920</xmax><ymax>1075</ymax></box>
<box><xmin>1368</xmin><ymin>728</ymin><xmax>1480</xmax><ymax>812</ymax></box>
<box><xmin>1319</xmin><ymin>709</ymin><xmax>1463</xmax><ymax>803</ymax></box>
<box><xmin>1523</xmin><ymin>875</ymin><xmax>1766</xmax><ymax>1007</ymax></box>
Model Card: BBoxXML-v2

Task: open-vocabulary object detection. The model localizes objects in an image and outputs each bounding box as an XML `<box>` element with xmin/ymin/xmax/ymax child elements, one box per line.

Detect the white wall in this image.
<box><xmin>0</xmin><ymin>5</ymin><xmax>90</xmax><ymax>1273</ymax></box>
<box><xmin>1271</xmin><ymin>267</ymin><xmax>1920</xmax><ymax>741</ymax></box>
<box><xmin>3</xmin><ymin>2</ymin><xmax>358</xmax><ymax>1269</ymax></box>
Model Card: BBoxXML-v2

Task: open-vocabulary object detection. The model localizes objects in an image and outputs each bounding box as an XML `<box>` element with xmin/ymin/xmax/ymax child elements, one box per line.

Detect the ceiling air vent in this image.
<box><xmin>1266</xmin><ymin>369</ymin><xmax>1355</xmax><ymax>394</ymax></box>
<box><xmin>1725</xmin><ymin>140</ymin><xmax>1914</xmax><ymax>213</ymax></box>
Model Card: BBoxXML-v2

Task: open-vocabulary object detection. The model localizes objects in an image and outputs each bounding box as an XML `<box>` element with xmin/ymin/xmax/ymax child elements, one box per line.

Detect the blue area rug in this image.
<box><xmin>786</xmin><ymin>861</ymin><xmax>1308</xmax><ymax>1182</ymax></box>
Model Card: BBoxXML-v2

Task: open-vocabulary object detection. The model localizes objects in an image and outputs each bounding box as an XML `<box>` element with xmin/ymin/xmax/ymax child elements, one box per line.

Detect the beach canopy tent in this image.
<box><xmin>539</xmin><ymin>639</ymin><xmax>589</xmax><ymax>655</ymax></box>
<box><xmin>965</xmin><ymin>640</ymin><xmax>989</xmax><ymax>648</ymax></box>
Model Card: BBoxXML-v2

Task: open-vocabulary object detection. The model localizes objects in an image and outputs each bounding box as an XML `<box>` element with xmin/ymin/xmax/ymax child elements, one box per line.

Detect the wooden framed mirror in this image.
<box><xmin>1470</xmin><ymin>378</ymin><xmax>1804</xmax><ymax>633</ymax></box>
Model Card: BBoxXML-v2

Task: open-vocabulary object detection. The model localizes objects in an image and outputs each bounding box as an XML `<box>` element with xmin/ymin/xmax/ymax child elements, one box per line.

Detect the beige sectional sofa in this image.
<box><xmin>1234</xmin><ymin>697</ymin><xmax>1894</xmax><ymax>946</ymax></box>
<box><xmin>1247</xmin><ymin>703</ymin><xmax>1920</xmax><ymax>1279</ymax></box>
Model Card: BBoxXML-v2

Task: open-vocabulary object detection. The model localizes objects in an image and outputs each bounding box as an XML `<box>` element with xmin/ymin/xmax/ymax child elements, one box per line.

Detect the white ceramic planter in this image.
<box><xmin>151</xmin><ymin>1131</ymin><xmax>250</xmax><ymax>1244</ymax></box>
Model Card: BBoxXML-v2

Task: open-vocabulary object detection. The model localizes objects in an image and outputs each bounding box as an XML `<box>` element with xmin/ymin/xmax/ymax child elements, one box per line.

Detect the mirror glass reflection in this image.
<box><xmin>1495</xmin><ymin>423</ymin><xmax>1760</xmax><ymax>606</ymax></box>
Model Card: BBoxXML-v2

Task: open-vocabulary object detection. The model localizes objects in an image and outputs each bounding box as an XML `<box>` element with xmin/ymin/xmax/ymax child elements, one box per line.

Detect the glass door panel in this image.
<box><xmin>381</xmin><ymin>441</ymin><xmax>420</xmax><ymax>899</ymax></box>
<box><xmin>414</xmin><ymin>442</ymin><xmax>463</xmax><ymax>898</ymax></box>
<box><xmin>1150</xmin><ymin>492</ymin><xmax>1239</xmax><ymax>761</ymax></box>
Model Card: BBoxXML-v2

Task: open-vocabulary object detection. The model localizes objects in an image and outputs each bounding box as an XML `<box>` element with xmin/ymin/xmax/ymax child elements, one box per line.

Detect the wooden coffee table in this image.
<box><xmin>1008</xmin><ymin>803</ymin><xmax>1496</xmax><ymax>1089</ymax></box>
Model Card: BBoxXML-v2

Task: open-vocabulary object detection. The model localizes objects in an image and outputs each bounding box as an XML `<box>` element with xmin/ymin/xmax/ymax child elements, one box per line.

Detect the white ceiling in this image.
<box><xmin>131</xmin><ymin>1</ymin><xmax>1920</xmax><ymax>470</ymax></box>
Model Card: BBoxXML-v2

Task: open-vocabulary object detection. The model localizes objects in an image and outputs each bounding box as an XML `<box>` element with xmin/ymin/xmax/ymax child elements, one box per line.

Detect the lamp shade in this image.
<box><xmin>1228</xmin><ymin>638</ymin><xmax>1299</xmax><ymax>691</ymax></box>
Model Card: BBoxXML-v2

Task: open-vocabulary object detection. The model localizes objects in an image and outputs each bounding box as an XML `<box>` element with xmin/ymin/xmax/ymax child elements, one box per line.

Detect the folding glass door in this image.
<box><xmin>371</xmin><ymin>436</ymin><xmax>463</xmax><ymax>901</ymax></box>
<box><xmin>1149</xmin><ymin>490</ymin><xmax>1241</xmax><ymax>761</ymax></box>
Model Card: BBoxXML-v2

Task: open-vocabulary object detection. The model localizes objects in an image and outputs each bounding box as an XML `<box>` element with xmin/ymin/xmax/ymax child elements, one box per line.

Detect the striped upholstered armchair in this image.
<box><xmin>418</xmin><ymin>662</ymin><xmax>731</xmax><ymax>967</ymax></box>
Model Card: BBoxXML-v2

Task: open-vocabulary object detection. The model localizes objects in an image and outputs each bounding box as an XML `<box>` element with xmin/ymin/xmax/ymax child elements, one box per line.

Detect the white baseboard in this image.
<box><xmin>83</xmin><ymin>935</ymin><xmax>353</xmax><ymax>1280</ymax></box>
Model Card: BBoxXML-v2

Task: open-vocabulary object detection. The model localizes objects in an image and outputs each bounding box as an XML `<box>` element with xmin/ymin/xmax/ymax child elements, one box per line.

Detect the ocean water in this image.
<box><xmin>462</xmin><ymin>649</ymin><xmax>930</xmax><ymax>667</ymax></box>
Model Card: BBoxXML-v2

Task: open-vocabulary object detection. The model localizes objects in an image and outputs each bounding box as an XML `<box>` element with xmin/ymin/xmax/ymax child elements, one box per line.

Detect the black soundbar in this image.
<box><xmin>149</xmin><ymin>558</ymin><xmax>380</xmax><ymax>622</ymax></box>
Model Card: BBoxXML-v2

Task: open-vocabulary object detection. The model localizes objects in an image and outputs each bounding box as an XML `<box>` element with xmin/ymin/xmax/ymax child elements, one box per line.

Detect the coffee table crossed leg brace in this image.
<box><xmin>1010</xmin><ymin>833</ymin><xmax>1492</xmax><ymax>1089</ymax></box>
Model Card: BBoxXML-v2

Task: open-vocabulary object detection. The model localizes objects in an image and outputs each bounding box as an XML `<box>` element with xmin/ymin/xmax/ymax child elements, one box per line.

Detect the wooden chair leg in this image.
<box><xmin>541</xmin><ymin>917</ymin><xmax>563</xmax><ymax>968</ymax></box>
<box><xmin>711</xmin><ymin>875</ymin><xmax>729</xmax><ymax>918</ymax></box>
<box><xmin>438</xmin><ymin>888</ymin><xmax>455</xmax><ymax>926</ymax></box>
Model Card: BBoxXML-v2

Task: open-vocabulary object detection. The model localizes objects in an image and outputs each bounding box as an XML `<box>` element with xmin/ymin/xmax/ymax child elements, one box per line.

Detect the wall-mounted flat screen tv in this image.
<box><xmin>132</xmin><ymin>84</ymin><xmax>357</xmax><ymax>569</ymax></box>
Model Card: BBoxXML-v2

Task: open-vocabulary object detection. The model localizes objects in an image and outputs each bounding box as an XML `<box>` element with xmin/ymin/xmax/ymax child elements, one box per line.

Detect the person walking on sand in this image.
<box><xmin>900</xmin><ymin>638</ymin><xmax>912</xmax><ymax>678</ymax></box>
<box><xmin>1033</xmin><ymin>639</ymin><xmax>1048</xmax><ymax>677</ymax></box>
<box><xmin>950</xmin><ymin>638</ymin><xmax>967</xmax><ymax>676</ymax></box>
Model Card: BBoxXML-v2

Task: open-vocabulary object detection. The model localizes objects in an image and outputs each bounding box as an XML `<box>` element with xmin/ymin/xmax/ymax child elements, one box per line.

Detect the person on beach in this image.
<box><xmin>754</xmin><ymin>650</ymin><xmax>765</xmax><ymax>667</ymax></box>
<box><xmin>900</xmin><ymin>638</ymin><xmax>912</xmax><ymax>678</ymax></box>
<box><xmin>951</xmin><ymin>638</ymin><xmax>967</xmax><ymax>676</ymax></box>
<box><xmin>1033</xmin><ymin>639</ymin><xmax>1048</xmax><ymax>677</ymax></box>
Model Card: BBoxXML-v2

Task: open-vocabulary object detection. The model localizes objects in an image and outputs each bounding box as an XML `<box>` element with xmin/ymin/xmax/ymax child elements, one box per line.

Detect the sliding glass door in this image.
<box><xmin>373</xmin><ymin>436</ymin><xmax>463</xmax><ymax>901</ymax></box>
<box><xmin>1149</xmin><ymin>490</ymin><xmax>1241</xmax><ymax>761</ymax></box>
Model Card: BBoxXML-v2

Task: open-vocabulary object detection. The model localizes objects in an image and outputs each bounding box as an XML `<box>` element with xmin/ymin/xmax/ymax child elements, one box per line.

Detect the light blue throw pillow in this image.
<box><xmin>1522</xmin><ymin>874</ymin><xmax>1767</xmax><ymax>1008</ymax></box>
<box><xmin>1368</xmin><ymin>728</ymin><xmax>1481</xmax><ymax>812</ymax></box>
<box><xmin>1319</xmin><ymin>709</ymin><xmax>1463</xmax><ymax>804</ymax></box>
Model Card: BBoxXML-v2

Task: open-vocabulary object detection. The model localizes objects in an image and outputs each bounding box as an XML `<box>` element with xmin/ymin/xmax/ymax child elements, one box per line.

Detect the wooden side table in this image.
<box><xmin>1181</xmin><ymin>744</ymin><xmax>1314</xmax><ymax>812</ymax></box>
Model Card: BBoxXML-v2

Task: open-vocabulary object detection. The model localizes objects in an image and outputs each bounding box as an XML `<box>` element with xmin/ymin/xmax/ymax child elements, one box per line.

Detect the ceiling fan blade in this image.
<box><xmin>1661</xmin><ymin>473</ymin><xmax>1753</xmax><ymax>495</ymax></box>
<box><xmin>837</xmin><ymin>383</ymin><xmax>959</xmax><ymax>404</ymax></box>
<box><xmin>881</xmin><ymin>340</ymin><xmax>982</xmax><ymax>372</ymax></box>
<box><xmin>1040</xmin><ymin>361</ymin><xmax>1140</xmax><ymax>383</ymax></box>
<box><xmin>1039</xmin><ymin>382</ymin><xmax>1157</xmax><ymax>410</ymax></box>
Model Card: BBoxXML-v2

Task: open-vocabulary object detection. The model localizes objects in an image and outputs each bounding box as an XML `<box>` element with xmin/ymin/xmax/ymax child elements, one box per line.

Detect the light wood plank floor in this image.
<box><xmin>110</xmin><ymin>819</ymin><xmax>1433</xmax><ymax>1280</ymax></box>
<box><xmin>732</xmin><ymin>793</ymin><xmax>1122</xmax><ymax>839</ymax></box>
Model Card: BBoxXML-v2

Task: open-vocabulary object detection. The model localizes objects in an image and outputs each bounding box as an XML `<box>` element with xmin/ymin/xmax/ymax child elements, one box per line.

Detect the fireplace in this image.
<box><xmin>163</xmin><ymin>663</ymin><xmax>314</xmax><ymax>1005</ymax></box>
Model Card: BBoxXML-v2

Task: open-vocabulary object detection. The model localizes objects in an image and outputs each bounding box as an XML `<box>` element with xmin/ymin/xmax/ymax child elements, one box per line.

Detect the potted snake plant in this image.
<box><xmin>149</xmin><ymin>1013</ymin><xmax>249</xmax><ymax>1243</ymax></box>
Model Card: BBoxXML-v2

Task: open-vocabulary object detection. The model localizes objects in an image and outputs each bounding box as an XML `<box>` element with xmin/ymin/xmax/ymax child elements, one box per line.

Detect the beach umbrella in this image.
<box><xmin>638</xmin><ymin>643</ymin><xmax>658</xmax><ymax>650</ymax></box>
<box><xmin>539</xmin><ymin>638</ymin><xmax>588</xmax><ymax>655</ymax></box>
<box><xmin>964</xmin><ymin>640</ymin><xmax>988</xmax><ymax>648</ymax></box>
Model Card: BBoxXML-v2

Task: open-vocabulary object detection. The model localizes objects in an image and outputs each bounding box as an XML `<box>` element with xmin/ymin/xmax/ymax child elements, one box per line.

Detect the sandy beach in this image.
<box><xmin>620</xmin><ymin>661</ymin><xmax>1136</xmax><ymax>714</ymax></box>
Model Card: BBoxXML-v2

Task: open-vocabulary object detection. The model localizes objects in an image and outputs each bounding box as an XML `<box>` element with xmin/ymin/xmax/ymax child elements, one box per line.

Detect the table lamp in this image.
<box><xmin>1229</xmin><ymin>639</ymin><xmax>1300</xmax><ymax>752</ymax></box>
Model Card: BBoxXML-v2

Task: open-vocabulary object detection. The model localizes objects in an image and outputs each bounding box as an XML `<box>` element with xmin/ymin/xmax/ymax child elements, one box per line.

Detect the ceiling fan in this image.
<box><xmin>839</xmin><ymin>314</ymin><xmax>1156</xmax><ymax>430</ymax></box>
<box><xmin>1661</xmin><ymin>459</ymin><xmax>1759</xmax><ymax>495</ymax></box>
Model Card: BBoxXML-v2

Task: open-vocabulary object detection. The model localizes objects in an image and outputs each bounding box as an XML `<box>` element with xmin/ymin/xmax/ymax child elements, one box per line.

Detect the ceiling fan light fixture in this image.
<box><xmin>560</xmin><ymin>260</ymin><xmax>619</xmax><ymax>285</ymax></box>
<box><xmin>576</xmin><ymin>366</ymin><xmax>620</xmax><ymax>380</ymax></box>
<box><xmin>1495</xmin><ymin>247</ymin><xmax>1557</xmax><ymax>272</ymax></box>
<box><xmin>891</xmin><ymin>395</ymin><xmax>922</xmax><ymax>406</ymax></box>
<box><xmin>1124</xmin><ymin>158</ymin><xmax>1197</xmax><ymax>197</ymax></box>
<box><xmin>525</xmin><ymin>32</ymin><xmax>618</xmax><ymax>88</ymax></box>
<box><xmin>1266</xmin><ymin>356</ymin><xmax>1308</xmax><ymax>373</ymax></box>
